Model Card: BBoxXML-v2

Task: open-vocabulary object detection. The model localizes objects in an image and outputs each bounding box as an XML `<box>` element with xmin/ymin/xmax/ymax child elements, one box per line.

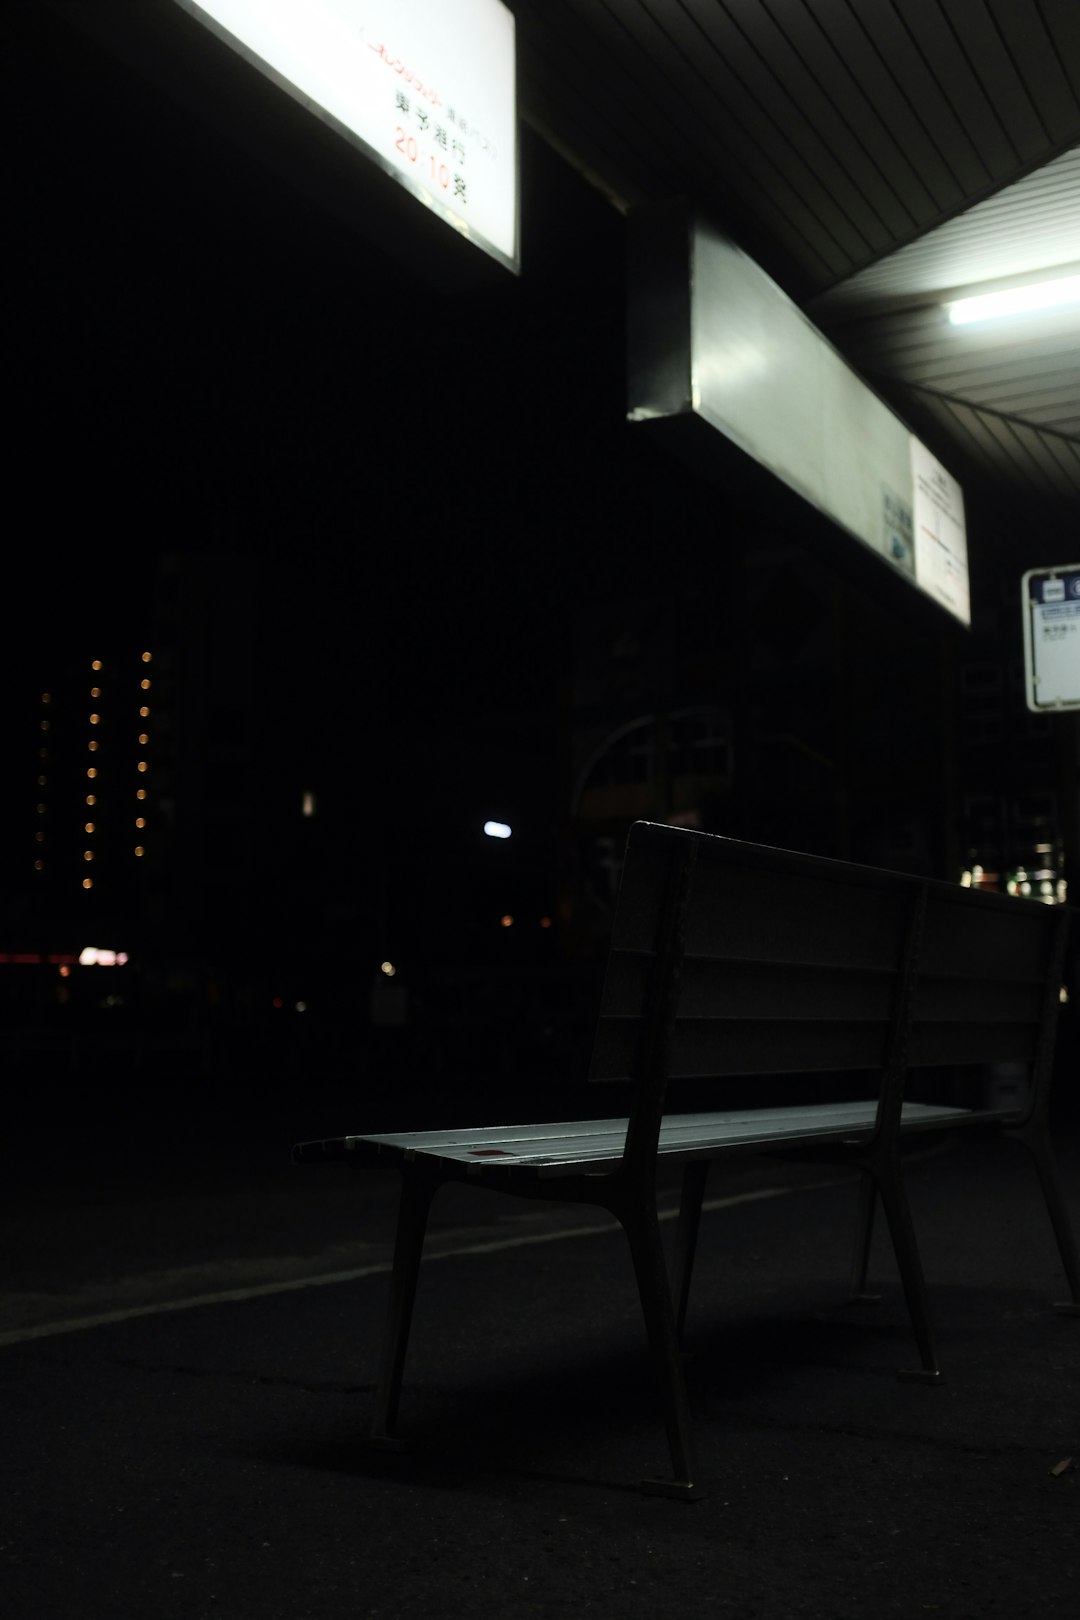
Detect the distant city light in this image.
<box><xmin>380</xmin><ymin>961</ymin><xmax>396</xmax><ymax>977</ymax></box>
<box><xmin>91</xmin><ymin>660</ymin><xmax>102</xmax><ymax>671</ymax></box>
<box><xmin>484</xmin><ymin>820</ymin><xmax>512</xmax><ymax>839</ymax></box>
<box><xmin>302</xmin><ymin>790</ymin><xmax>316</xmax><ymax>817</ymax></box>
<box><xmin>140</xmin><ymin>679</ymin><xmax>151</xmax><ymax>690</ymax></box>
<box><xmin>79</xmin><ymin>947</ymin><xmax>128</xmax><ymax>966</ymax></box>
<box><xmin>500</xmin><ymin>914</ymin><xmax>514</xmax><ymax>927</ymax></box>
<box><xmin>141</xmin><ymin>651</ymin><xmax>152</xmax><ymax>663</ymax></box>
<box><xmin>540</xmin><ymin>916</ymin><xmax>552</xmax><ymax>928</ymax></box>
<box><xmin>295</xmin><ymin>1001</ymin><xmax>307</xmax><ymax>1012</ymax></box>
<box><xmin>82</xmin><ymin>878</ymin><xmax>93</xmax><ymax>890</ymax></box>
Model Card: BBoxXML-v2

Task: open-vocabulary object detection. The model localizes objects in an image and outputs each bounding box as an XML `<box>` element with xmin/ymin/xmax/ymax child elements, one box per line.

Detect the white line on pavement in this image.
<box><xmin>0</xmin><ymin>1177</ymin><xmax>849</xmax><ymax>1348</ymax></box>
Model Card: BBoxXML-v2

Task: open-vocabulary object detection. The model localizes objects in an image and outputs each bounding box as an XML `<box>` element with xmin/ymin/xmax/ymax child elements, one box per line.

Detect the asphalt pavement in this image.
<box><xmin>2</xmin><ymin>1108</ymin><xmax>1077</xmax><ymax>1619</ymax></box>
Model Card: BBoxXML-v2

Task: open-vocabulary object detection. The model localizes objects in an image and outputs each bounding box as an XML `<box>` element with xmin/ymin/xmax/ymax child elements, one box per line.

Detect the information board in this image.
<box><xmin>1022</xmin><ymin>565</ymin><xmax>1080</xmax><ymax>712</ymax></box>
<box><xmin>628</xmin><ymin>208</ymin><xmax>971</xmax><ymax>626</ymax></box>
<box><xmin>174</xmin><ymin>0</ymin><xmax>518</xmax><ymax>271</ymax></box>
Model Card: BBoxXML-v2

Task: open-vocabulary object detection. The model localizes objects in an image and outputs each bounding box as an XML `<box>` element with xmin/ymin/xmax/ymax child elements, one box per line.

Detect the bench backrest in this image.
<box><xmin>590</xmin><ymin>822</ymin><xmax>1070</xmax><ymax>1162</ymax></box>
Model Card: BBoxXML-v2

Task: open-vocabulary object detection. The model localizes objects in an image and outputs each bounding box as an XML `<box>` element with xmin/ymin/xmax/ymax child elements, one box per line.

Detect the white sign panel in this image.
<box><xmin>1022</xmin><ymin>565</ymin><xmax>1080</xmax><ymax>712</ymax></box>
<box><xmin>628</xmin><ymin>212</ymin><xmax>971</xmax><ymax>627</ymax></box>
<box><xmin>175</xmin><ymin>0</ymin><xmax>518</xmax><ymax>270</ymax></box>
<box><xmin>911</xmin><ymin>440</ymin><xmax>970</xmax><ymax>626</ymax></box>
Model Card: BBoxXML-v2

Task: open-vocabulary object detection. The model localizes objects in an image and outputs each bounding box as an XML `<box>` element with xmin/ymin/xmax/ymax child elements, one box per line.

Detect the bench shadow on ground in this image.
<box><xmin>230</xmin><ymin>1296</ymin><xmax>974</xmax><ymax>1499</ymax></box>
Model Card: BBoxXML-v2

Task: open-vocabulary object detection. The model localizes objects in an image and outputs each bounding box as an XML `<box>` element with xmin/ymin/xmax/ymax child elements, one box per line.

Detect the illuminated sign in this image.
<box><xmin>174</xmin><ymin>0</ymin><xmax>518</xmax><ymax>271</ymax></box>
<box><xmin>1022</xmin><ymin>565</ymin><xmax>1080</xmax><ymax>712</ymax></box>
<box><xmin>911</xmin><ymin>440</ymin><xmax>970</xmax><ymax>625</ymax></box>
<box><xmin>628</xmin><ymin>208</ymin><xmax>971</xmax><ymax>626</ymax></box>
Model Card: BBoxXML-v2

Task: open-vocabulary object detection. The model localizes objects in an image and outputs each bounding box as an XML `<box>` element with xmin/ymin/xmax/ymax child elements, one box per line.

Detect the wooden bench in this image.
<box><xmin>295</xmin><ymin>821</ymin><xmax>1079</xmax><ymax>1499</ymax></box>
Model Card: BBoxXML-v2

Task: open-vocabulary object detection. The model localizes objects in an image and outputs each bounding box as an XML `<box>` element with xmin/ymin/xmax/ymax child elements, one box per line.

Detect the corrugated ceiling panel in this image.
<box><xmin>907</xmin><ymin>391</ymin><xmax>1080</xmax><ymax>502</ymax></box>
<box><xmin>994</xmin><ymin>0</ymin><xmax>1080</xmax><ymax>143</ymax></box>
<box><xmin>939</xmin><ymin>0</ymin><xmax>1054</xmax><ymax>159</ymax></box>
<box><xmin>809</xmin><ymin>0</ymin><xmax>973</xmax><ymax>211</ymax></box>
<box><xmin>510</xmin><ymin>0</ymin><xmax>1080</xmax><ymax>519</ymax></box>
<box><xmin>607</xmin><ymin>0</ymin><xmax>885</xmax><ymax>262</ymax></box>
<box><xmin>827</xmin><ymin>1</ymin><xmax>998</xmax><ymax>193</ymax></box>
<box><xmin>813</xmin><ymin>147</ymin><xmax>1080</xmax><ymax>308</ymax></box>
<box><xmin>667</xmin><ymin>0</ymin><xmax>920</xmax><ymax>239</ymax></box>
<box><xmin>723</xmin><ymin>0</ymin><xmax>945</xmax><ymax>223</ymax></box>
<box><xmin>895</xmin><ymin>0</ymin><xmax>1031</xmax><ymax>171</ymax></box>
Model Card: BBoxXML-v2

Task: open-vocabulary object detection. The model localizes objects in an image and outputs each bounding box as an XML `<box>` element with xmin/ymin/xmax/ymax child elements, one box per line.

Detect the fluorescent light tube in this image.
<box><xmin>948</xmin><ymin>274</ymin><xmax>1080</xmax><ymax>325</ymax></box>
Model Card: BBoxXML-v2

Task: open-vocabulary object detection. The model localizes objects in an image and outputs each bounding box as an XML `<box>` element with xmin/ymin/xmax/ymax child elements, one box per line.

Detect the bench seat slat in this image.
<box><xmin>295</xmin><ymin>1101</ymin><xmax>986</xmax><ymax>1176</ymax></box>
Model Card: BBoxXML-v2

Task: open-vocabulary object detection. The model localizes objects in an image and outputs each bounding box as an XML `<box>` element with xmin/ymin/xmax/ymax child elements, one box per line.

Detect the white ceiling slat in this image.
<box><xmin>850</xmin><ymin>326</ymin><xmax>1080</xmax><ymax>376</ymax></box>
<box><xmin>812</xmin><ymin>148</ymin><xmax>1080</xmax><ymax>309</ymax></box>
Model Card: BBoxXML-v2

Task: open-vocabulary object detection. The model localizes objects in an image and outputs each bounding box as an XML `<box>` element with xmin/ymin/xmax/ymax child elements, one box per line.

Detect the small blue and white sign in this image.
<box><xmin>1022</xmin><ymin>565</ymin><xmax>1080</xmax><ymax>712</ymax></box>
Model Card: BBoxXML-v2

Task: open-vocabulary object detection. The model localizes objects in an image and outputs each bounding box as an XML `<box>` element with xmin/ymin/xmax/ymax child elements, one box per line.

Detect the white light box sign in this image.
<box><xmin>174</xmin><ymin>0</ymin><xmax>518</xmax><ymax>271</ymax></box>
<box><xmin>628</xmin><ymin>208</ymin><xmax>970</xmax><ymax>626</ymax></box>
<box><xmin>1022</xmin><ymin>565</ymin><xmax>1080</xmax><ymax>712</ymax></box>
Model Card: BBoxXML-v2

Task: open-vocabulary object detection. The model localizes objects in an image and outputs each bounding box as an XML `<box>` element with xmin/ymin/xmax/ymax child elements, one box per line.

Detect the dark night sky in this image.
<box><xmin>9</xmin><ymin>1</ymin><xmax>723</xmax><ymax>711</ymax></box>
<box><xmin>8</xmin><ymin>0</ymin><xmax>746</xmax><ymax>928</ymax></box>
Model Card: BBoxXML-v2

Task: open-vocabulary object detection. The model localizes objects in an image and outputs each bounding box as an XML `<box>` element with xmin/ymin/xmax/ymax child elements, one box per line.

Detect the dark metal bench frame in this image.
<box><xmin>295</xmin><ymin>822</ymin><xmax>1078</xmax><ymax>1499</ymax></box>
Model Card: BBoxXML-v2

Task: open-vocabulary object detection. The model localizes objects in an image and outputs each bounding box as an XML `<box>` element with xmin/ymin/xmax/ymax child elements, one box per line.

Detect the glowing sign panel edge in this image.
<box><xmin>171</xmin><ymin>0</ymin><xmax>518</xmax><ymax>272</ymax></box>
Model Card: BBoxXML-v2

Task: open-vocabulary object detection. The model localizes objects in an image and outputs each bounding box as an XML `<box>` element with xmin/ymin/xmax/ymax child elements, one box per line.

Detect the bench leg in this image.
<box><xmin>1012</xmin><ymin>1125</ymin><xmax>1080</xmax><ymax>1313</ymax></box>
<box><xmin>847</xmin><ymin>1170</ymin><xmax>883</xmax><ymax>1305</ymax></box>
<box><xmin>371</xmin><ymin>1165</ymin><xmax>440</xmax><ymax>1447</ymax></box>
<box><xmin>871</xmin><ymin>1157</ymin><xmax>941</xmax><ymax>1382</ymax></box>
<box><xmin>671</xmin><ymin>1161</ymin><xmax>710</xmax><ymax>1343</ymax></box>
<box><xmin>620</xmin><ymin>1203</ymin><xmax>704</xmax><ymax>1500</ymax></box>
